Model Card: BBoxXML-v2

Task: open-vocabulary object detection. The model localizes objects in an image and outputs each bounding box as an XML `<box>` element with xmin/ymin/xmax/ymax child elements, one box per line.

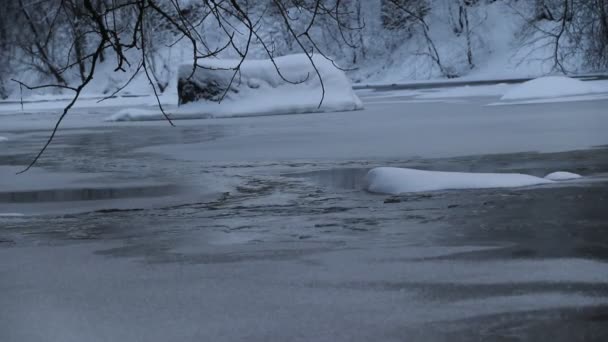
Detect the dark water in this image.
<box><xmin>0</xmin><ymin>184</ymin><xmax>180</xmax><ymax>203</ymax></box>
<box><xmin>2</xmin><ymin>126</ymin><xmax>607</xmax><ymax>260</ymax></box>
<box><xmin>1</xmin><ymin>125</ymin><xmax>608</xmax><ymax>341</ymax></box>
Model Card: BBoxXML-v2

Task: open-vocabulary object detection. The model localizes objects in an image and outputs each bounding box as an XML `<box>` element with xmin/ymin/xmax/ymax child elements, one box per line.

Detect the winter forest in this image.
<box><xmin>1</xmin><ymin>0</ymin><xmax>607</xmax><ymax>99</ymax></box>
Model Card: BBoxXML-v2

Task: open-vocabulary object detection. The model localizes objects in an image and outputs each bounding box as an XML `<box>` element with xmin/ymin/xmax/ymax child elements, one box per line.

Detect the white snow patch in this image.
<box><xmin>488</xmin><ymin>92</ymin><xmax>608</xmax><ymax>106</ymax></box>
<box><xmin>501</xmin><ymin>76</ymin><xmax>595</xmax><ymax>101</ymax></box>
<box><xmin>108</xmin><ymin>54</ymin><xmax>363</xmax><ymax>122</ymax></box>
<box><xmin>0</xmin><ymin>94</ymin><xmax>176</xmax><ymax>115</ymax></box>
<box><xmin>365</xmin><ymin>167</ymin><xmax>582</xmax><ymax>195</ymax></box>
<box><xmin>0</xmin><ymin>136</ymin><xmax>8</xmax><ymax>142</ymax></box>
<box><xmin>544</xmin><ymin>171</ymin><xmax>582</xmax><ymax>181</ymax></box>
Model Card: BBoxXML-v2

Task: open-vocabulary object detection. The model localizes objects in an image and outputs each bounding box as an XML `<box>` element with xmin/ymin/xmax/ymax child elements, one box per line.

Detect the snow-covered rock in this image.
<box><xmin>544</xmin><ymin>171</ymin><xmax>582</xmax><ymax>181</ymax></box>
<box><xmin>365</xmin><ymin>167</ymin><xmax>581</xmax><ymax>195</ymax></box>
<box><xmin>109</xmin><ymin>54</ymin><xmax>362</xmax><ymax>122</ymax></box>
<box><xmin>501</xmin><ymin>76</ymin><xmax>594</xmax><ymax>101</ymax></box>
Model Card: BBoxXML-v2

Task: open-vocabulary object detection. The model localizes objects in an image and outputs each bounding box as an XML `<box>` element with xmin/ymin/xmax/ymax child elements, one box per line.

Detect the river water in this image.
<box><xmin>1</xmin><ymin>89</ymin><xmax>607</xmax><ymax>341</ymax></box>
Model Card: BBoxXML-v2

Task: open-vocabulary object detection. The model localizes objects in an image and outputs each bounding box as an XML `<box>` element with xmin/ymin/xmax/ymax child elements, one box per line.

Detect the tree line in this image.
<box><xmin>1</xmin><ymin>0</ymin><xmax>607</xmax><ymax>100</ymax></box>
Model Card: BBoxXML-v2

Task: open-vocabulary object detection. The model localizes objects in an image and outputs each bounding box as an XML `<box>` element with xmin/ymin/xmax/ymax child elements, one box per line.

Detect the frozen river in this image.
<box><xmin>1</xmin><ymin>85</ymin><xmax>608</xmax><ymax>341</ymax></box>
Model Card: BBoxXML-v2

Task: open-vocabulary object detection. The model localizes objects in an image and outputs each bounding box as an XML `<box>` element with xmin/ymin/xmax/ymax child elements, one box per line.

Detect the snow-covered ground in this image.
<box><xmin>501</xmin><ymin>76</ymin><xmax>600</xmax><ymax>100</ymax></box>
<box><xmin>4</xmin><ymin>1</ymin><xmax>606</xmax><ymax>103</ymax></box>
<box><xmin>361</xmin><ymin>76</ymin><xmax>608</xmax><ymax>102</ymax></box>
<box><xmin>0</xmin><ymin>93</ymin><xmax>176</xmax><ymax>115</ymax></box>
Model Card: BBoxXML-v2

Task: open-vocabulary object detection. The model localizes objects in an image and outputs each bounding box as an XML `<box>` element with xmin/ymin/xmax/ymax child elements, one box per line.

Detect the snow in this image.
<box><xmin>490</xmin><ymin>78</ymin><xmax>608</xmax><ymax>105</ymax></box>
<box><xmin>365</xmin><ymin>167</ymin><xmax>582</xmax><ymax>195</ymax></box>
<box><xmin>501</xmin><ymin>76</ymin><xmax>595</xmax><ymax>101</ymax></box>
<box><xmin>348</xmin><ymin>1</ymin><xmax>595</xmax><ymax>83</ymax></box>
<box><xmin>544</xmin><ymin>171</ymin><xmax>582</xmax><ymax>181</ymax></box>
<box><xmin>3</xmin><ymin>1</ymin><xmax>606</xmax><ymax>102</ymax></box>
<box><xmin>0</xmin><ymin>137</ymin><xmax>7</xmax><ymax>142</ymax></box>
<box><xmin>359</xmin><ymin>78</ymin><xmax>607</xmax><ymax>105</ymax></box>
<box><xmin>0</xmin><ymin>94</ymin><xmax>176</xmax><ymax>115</ymax></box>
<box><xmin>488</xmin><ymin>93</ymin><xmax>608</xmax><ymax>106</ymax></box>
<box><xmin>108</xmin><ymin>54</ymin><xmax>363</xmax><ymax>122</ymax></box>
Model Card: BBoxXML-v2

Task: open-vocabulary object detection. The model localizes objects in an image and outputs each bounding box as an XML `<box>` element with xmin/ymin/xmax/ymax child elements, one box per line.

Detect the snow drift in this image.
<box><xmin>365</xmin><ymin>167</ymin><xmax>581</xmax><ymax>195</ymax></box>
<box><xmin>108</xmin><ymin>54</ymin><xmax>362</xmax><ymax>121</ymax></box>
<box><xmin>501</xmin><ymin>76</ymin><xmax>595</xmax><ymax>101</ymax></box>
<box><xmin>0</xmin><ymin>137</ymin><xmax>7</xmax><ymax>142</ymax></box>
<box><xmin>544</xmin><ymin>171</ymin><xmax>582</xmax><ymax>181</ymax></box>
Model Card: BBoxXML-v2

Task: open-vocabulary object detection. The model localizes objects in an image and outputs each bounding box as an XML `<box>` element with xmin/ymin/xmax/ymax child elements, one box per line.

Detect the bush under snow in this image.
<box><xmin>109</xmin><ymin>54</ymin><xmax>362</xmax><ymax>122</ymax></box>
<box><xmin>365</xmin><ymin>167</ymin><xmax>581</xmax><ymax>195</ymax></box>
<box><xmin>501</xmin><ymin>76</ymin><xmax>595</xmax><ymax>101</ymax></box>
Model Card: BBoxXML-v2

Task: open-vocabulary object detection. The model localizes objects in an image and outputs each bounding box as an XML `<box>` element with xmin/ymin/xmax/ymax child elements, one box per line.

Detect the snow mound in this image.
<box><xmin>544</xmin><ymin>171</ymin><xmax>582</xmax><ymax>181</ymax></box>
<box><xmin>108</xmin><ymin>54</ymin><xmax>362</xmax><ymax>122</ymax></box>
<box><xmin>365</xmin><ymin>167</ymin><xmax>580</xmax><ymax>195</ymax></box>
<box><xmin>501</xmin><ymin>76</ymin><xmax>594</xmax><ymax>101</ymax></box>
<box><xmin>0</xmin><ymin>137</ymin><xmax>8</xmax><ymax>142</ymax></box>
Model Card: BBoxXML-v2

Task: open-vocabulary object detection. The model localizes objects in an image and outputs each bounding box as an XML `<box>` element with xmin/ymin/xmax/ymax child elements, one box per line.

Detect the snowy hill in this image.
<box><xmin>1</xmin><ymin>0</ymin><xmax>606</xmax><ymax>99</ymax></box>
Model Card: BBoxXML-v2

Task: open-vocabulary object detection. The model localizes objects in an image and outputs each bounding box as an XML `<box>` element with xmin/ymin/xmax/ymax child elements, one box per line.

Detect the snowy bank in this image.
<box><xmin>108</xmin><ymin>54</ymin><xmax>362</xmax><ymax>122</ymax></box>
<box><xmin>365</xmin><ymin>167</ymin><xmax>581</xmax><ymax>195</ymax></box>
<box><xmin>417</xmin><ymin>84</ymin><xmax>512</xmax><ymax>99</ymax></box>
<box><xmin>501</xmin><ymin>76</ymin><xmax>595</xmax><ymax>101</ymax></box>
